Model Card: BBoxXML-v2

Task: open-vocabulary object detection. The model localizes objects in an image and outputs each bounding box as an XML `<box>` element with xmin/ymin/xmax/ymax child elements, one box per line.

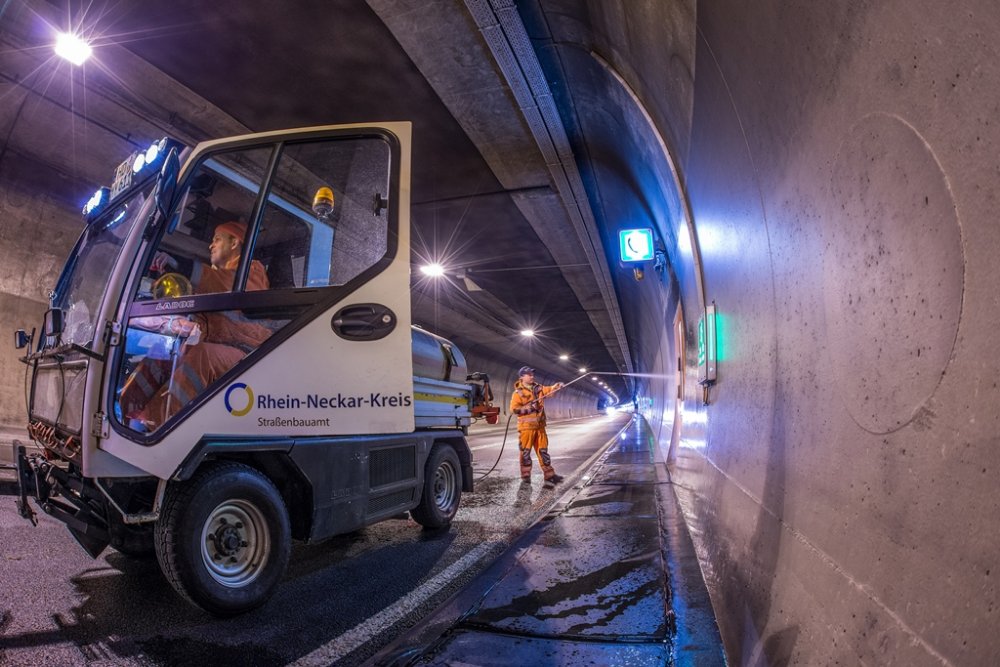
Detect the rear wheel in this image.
<box><xmin>410</xmin><ymin>444</ymin><xmax>461</xmax><ymax>529</ymax></box>
<box><xmin>154</xmin><ymin>462</ymin><xmax>290</xmax><ymax>616</ymax></box>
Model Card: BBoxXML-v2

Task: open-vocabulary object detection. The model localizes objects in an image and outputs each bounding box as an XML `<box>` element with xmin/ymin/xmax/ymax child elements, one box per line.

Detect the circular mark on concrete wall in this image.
<box><xmin>824</xmin><ymin>113</ymin><xmax>964</xmax><ymax>434</ymax></box>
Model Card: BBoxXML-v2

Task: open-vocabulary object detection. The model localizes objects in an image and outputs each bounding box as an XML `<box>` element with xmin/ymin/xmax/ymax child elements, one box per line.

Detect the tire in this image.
<box><xmin>410</xmin><ymin>444</ymin><xmax>462</xmax><ymax>529</ymax></box>
<box><xmin>154</xmin><ymin>462</ymin><xmax>291</xmax><ymax>616</ymax></box>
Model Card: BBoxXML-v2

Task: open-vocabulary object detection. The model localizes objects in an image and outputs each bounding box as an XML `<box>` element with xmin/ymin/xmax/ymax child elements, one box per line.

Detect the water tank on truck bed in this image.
<box><xmin>411</xmin><ymin>326</ymin><xmax>499</xmax><ymax>427</ymax></box>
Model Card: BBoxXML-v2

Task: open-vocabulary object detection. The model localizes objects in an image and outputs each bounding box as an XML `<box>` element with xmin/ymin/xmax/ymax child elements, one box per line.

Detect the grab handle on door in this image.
<box><xmin>331</xmin><ymin>304</ymin><xmax>396</xmax><ymax>341</ymax></box>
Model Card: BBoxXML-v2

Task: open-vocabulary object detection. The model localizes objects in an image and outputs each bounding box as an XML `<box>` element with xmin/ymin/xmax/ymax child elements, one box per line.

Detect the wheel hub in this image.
<box><xmin>212</xmin><ymin>523</ymin><xmax>243</xmax><ymax>556</ymax></box>
<box><xmin>433</xmin><ymin>461</ymin><xmax>456</xmax><ymax>509</ymax></box>
<box><xmin>201</xmin><ymin>499</ymin><xmax>270</xmax><ymax>587</ymax></box>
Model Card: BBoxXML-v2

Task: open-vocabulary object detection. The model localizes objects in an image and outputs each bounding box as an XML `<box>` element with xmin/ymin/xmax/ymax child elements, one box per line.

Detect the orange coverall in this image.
<box><xmin>510</xmin><ymin>380</ymin><xmax>559</xmax><ymax>481</ymax></box>
<box><xmin>120</xmin><ymin>259</ymin><xmax>270</xmax><ymax>429</ymax></box>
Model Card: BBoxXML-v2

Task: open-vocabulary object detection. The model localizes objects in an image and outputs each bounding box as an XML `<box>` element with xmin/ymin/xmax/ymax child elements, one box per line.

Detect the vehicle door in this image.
<box><xmin>100</xmin><ymin>123</ymin><xmax>414</xmax><ymax>480</ymax></box>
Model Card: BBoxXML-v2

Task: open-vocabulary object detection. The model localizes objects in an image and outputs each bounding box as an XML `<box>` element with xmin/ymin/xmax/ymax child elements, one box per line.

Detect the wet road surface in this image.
<box><xmin>0</xmin><ymin>412</ymin><xmax>629</xmax><ymax>666</ymax></box>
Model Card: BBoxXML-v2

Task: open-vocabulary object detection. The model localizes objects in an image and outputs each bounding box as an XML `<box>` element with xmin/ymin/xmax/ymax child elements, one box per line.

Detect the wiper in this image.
<box><xmin>21</xmin><ymin>343</ymin><xmax>103</xmax><ymax>364</ymax></box>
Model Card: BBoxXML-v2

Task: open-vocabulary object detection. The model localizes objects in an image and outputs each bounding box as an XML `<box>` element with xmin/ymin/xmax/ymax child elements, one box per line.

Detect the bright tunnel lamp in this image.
<box><xmin>55</xmin><ymin>32</ymin><xmax>92</xmax><ymax>66</ymax></box>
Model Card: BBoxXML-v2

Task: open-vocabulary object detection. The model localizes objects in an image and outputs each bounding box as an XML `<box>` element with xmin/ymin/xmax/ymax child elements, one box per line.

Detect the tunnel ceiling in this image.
<box><xmin>2</xmin><ymin>0</ymin><xmax>638</xmax><ymax>400</ymax></box>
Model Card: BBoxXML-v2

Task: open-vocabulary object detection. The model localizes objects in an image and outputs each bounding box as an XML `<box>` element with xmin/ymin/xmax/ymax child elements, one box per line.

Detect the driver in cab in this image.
<box><xmin>119</xmin><ymin>221</ymin><xmax>270</xmax><ymax>431</ymax></box>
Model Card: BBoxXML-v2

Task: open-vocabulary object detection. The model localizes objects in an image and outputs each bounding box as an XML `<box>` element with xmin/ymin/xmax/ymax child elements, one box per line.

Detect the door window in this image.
<box><xmin>136</xmin><ymin>147</ymin><xmax>273</xmax><ymax>300</ymax></box>
<box><xmin>251</xmin><ymin>137</ymin><xmax>391</xmax><ymax>289</ymax></box>
<box><xmin>114</xmin><ymin>132</ymin><xmax>396</xmax><ymax>436</ymax></box>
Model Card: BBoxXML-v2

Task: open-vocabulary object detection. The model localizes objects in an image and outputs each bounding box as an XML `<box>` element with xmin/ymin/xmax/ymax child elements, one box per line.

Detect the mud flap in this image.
<box><xmin>68</xmin><ymin>525</ymin><xmax>111</xmax><ymax>559</ymax></box>
<box><xmin>41</xmin><ymin>496</ymin><xmax>110</xmax><ymax>558</ymax></box>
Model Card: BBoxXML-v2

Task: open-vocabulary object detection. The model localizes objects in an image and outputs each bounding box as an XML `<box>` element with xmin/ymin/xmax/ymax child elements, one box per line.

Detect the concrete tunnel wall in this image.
<box><xmin>526</xmin><ymin>1</ymin><xmax>999</xmax><ymax>664</ymax></box>
<box><xmin>1</xmin><ymin>1</ymin><xmax>997</xmax><ymax>663</ymax></box>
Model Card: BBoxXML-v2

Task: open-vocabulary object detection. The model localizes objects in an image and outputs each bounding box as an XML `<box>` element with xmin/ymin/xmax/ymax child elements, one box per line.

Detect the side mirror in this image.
<box><xmin>155</xmin><ymin>147</ymin><xmax>180</xmax><ymax>218</ymax></box>
<box><xmin>14</xmin><ymin>329</ymin><xmax>31</xmax><ymax>350</ymax></box>
<box><xmin>43</xmin><ymin>308</ymin><xmax>64</xmax><ymax>339</ymax></box>
<box><xmin>145</xmin><ymin>147</ymin><xmax>181</xmax><ymax>241</ymax></box>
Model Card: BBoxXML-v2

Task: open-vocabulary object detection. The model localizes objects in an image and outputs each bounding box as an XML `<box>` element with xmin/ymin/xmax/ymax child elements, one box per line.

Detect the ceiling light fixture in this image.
<box><xmin>55</xmin><ymin>32</ymin><xmax>92</xmax><ymax>66</ymax></box>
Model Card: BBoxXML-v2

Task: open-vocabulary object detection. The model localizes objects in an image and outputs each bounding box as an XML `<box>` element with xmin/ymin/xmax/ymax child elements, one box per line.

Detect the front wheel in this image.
<box><xmin>154</xmin><ymin>462</ymin><xmax>290</xmax><ymax>616</ymax></box>
<box><xmin>410</xmin><ymin>444</ymin><xmax>462</xmax><ymax>529</ymax></box>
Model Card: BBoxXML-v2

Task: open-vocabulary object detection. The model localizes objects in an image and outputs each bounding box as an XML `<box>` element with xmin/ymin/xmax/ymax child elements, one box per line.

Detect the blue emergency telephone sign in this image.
<box><xmin>618</xmin><ymin>228</ymin><xmax>655</xmax><ymax>262</ymax></box>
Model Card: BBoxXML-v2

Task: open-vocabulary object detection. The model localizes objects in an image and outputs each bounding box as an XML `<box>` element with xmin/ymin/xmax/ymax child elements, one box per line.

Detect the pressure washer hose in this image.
<box><xmin>473</xmin><ymin>413</ymin><xmax>515</xmax><ymax>481</ymax></box>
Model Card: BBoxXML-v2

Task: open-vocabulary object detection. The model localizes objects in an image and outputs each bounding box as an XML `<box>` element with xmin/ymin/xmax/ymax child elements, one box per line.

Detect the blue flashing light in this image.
<box><xmin>130</xmin><ymin>139</ymin><xmax>167</xmax><ymax>177</ymax></box>
<box><xmin>619</xmin><ymin>228</ymin><xmax>655</xmax><ymax>262</ymax></box>
<box><xmin>82</xmin><ymin>186</ymin><xmax>110</xmax><ymax>218</ymax></box>
<box><xmin>98</xmin><ymin>137</ymin><xmax>179</xmax><ymax>213</ymax></box>
<box><xmin>144</xmin><ymin>141</ymin><xmax>160</xmax><ymax>164</ymax></box>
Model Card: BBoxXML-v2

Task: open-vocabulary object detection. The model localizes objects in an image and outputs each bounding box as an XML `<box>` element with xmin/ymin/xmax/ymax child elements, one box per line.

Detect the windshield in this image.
<box><xmin>52</xmin><ymin>186</ymin><xmax>153</xmax><ymax>348</ymax></box>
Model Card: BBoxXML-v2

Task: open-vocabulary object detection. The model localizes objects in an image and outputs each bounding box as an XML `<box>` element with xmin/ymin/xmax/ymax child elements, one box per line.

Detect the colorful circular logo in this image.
<box><xmin>224</xmin><ymin>382</ymin><xmax>254</xmax><ymax>417</ymax></box>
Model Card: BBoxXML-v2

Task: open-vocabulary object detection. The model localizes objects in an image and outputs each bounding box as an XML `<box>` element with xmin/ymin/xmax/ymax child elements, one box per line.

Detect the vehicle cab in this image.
<box><xmin>12</xmin><ymin>123</ymin><xmax>473</xmax><ymax>615</ymax></box>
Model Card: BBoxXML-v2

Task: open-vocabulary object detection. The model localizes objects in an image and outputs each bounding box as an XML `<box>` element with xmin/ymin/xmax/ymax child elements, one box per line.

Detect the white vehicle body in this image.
<box><xmin>10</xmin><ymin>123</ymin><xmax>493</xmax><ymax>615</ymax></box>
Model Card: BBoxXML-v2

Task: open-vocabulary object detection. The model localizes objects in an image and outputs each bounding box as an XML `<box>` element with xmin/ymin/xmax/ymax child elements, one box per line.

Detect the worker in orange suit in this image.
<box><xmin>510</xmin><ymin>366</ymin><xmax>564</xmax><ymax>485</ymax></box>
<box><xmin>120</xmin><ymin>221</ymin><xmax>270</xmax><ymax>430</ymax></box>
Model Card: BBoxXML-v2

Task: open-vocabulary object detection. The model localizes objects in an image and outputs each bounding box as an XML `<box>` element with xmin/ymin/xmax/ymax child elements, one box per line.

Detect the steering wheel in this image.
<box><xmin>152</xmin><ymin>272</ymin><xmax>193</xmax><ymax>299</ymax></box>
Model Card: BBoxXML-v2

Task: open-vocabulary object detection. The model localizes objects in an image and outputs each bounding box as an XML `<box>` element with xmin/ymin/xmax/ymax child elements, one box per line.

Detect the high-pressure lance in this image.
<box><xmin>549</xmin><ymin>371</ymin><xmax>594</xmax><ymax>395</ymax></box>
<box><xmin>518</xmin><ymin>371</ymin><xmax>595</xmax><ymax>411</ymax></box>
<box><xmin>536</xmin><ymin>369</ymin><xmax>637</xmax><ymax>408</ymax></box>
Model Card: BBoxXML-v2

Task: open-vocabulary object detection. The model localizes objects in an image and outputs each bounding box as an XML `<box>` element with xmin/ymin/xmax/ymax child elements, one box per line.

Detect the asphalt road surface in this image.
<box><xmin>0</xmin><ymin>411</ymin><xmax>630</xmax><ymax>666</ymax></box>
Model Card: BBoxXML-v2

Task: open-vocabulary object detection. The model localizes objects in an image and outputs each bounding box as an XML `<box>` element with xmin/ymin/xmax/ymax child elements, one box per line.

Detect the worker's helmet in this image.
<box><xmin>518</xmin><ymin>366</ymin><xmax>534</xmax><ymax>377</ymax></box>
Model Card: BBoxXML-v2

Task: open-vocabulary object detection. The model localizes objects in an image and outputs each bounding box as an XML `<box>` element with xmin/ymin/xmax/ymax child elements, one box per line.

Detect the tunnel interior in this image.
<box><xmin>0</xmin><ymin>0</ymin><xmax>997</xmax><ymax>663</ymax></box>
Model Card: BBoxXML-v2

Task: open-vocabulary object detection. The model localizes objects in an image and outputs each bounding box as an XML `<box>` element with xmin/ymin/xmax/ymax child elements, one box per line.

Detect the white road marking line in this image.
<box><xmin>292</xmin><ymin>414</ymin><xmax>628</xmax><ymax>665</ymax></box>
<box><xmin>288</xmin><ymin>541</ymin><xmax>497</xmax><ymax>667</ymax></box>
